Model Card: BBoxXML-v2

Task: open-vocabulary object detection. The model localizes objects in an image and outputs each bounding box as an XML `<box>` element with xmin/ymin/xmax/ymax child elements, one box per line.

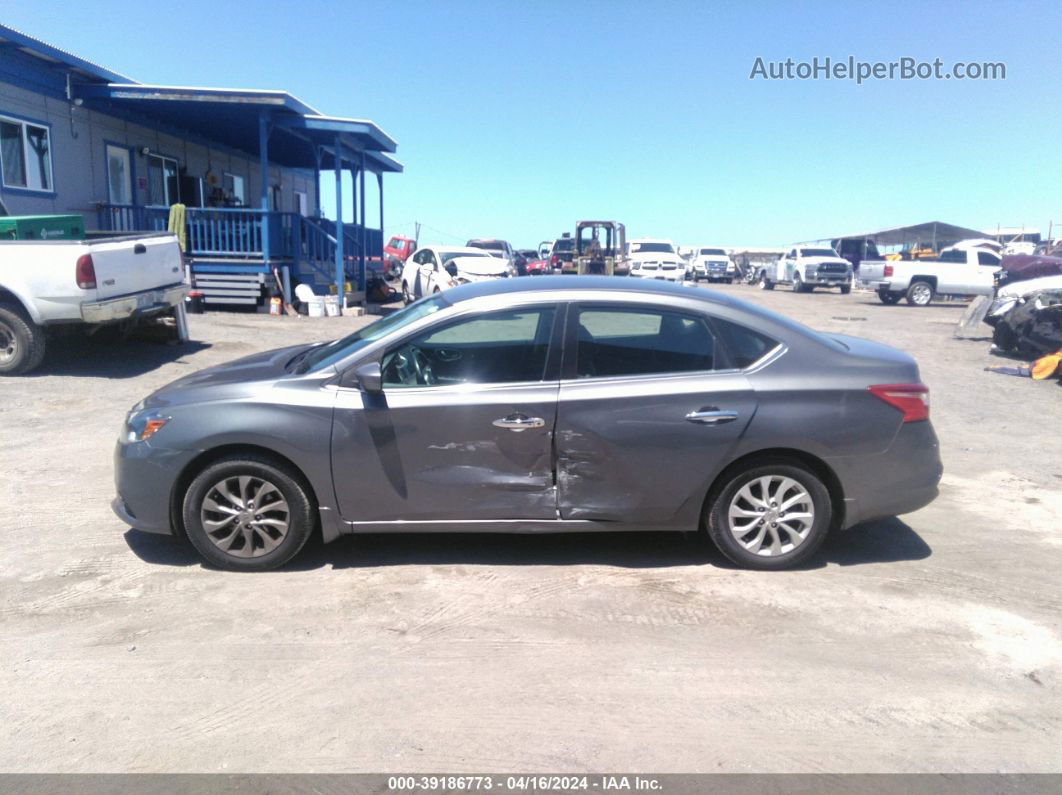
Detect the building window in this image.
<box><xmin>0</xmin><ymin>114</ymin><xmax>53</xmax><ymax>192</ymax></box>
<box><xmin>294</xmin><ymin>190</ymin><xmax>308</xmax><ymax>216</ymax></box>
<box><xmin>146</xmin><ymin>153</ymin><xmax>179</xmax><ymax>206</ymax></box>
<box><xmin>223</xmin><ymin>172</ymin><xmax>245</xmax><ymax>206</ymax></box>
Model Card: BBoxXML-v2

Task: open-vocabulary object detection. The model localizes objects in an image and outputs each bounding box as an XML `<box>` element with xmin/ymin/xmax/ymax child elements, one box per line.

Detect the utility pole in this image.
<box><xmin>414</xmin><ymin>221</ymin><xmax>421</xmax><ymax>247</ymax></box>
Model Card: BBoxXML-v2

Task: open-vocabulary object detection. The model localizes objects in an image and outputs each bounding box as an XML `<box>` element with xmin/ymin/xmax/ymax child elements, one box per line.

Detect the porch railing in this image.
<box><xmin>96</xmin><ymin>203</ymin><xmax>381</xmax><ymax>291</ymax></box>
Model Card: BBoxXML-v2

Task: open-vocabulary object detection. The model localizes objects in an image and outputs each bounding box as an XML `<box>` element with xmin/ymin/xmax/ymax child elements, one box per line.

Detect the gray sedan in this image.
<box><xmin>113</xmin><ymin>276</ymin><xmax>942</xmax><ymax>571</ymax></box>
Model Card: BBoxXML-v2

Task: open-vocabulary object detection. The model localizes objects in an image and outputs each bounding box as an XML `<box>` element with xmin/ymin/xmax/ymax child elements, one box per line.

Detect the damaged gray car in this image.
<box><xmin>114</xmin><ymin>277</ymin><xmax>942</xmax><ymax>571</ymax></box>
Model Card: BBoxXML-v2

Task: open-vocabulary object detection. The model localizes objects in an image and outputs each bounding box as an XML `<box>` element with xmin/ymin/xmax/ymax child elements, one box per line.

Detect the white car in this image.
<box><xmin>627</xmin><ymin>238</ymin><xmax>686</xmax><ymax>281</ymax></box>
<box><xmin>759</xmin><ymin>246</ymin><xmax>853</xmax><ymax>293</ymax></box>
<box><xmin>401</xmin><ymin>246</ymin><xmax>510</xmax><ymax>304</ymax></box>
<box><xmin>690</xmin><ymin>247</ymin><xmax>732</xmax><ymax>283</ymax></box>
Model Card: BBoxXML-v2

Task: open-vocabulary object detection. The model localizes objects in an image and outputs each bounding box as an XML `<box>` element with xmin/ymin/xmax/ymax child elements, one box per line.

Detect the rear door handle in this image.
<box><xmin>685</xmin><ymin>409</ymin><xmax>738</xmax><ymax>425</ymax></box>
<box><xmin>493</xmin><ymin>414</ymin><xmax>546</xmax><ymax>432</ymax></box>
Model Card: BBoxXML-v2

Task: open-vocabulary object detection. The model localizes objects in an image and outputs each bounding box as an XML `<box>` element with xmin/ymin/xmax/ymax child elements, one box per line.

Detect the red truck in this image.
<box><xmin>384</xmin><ymin>235</ymin><xmax>417</xmax><ymax>279</ymax></box>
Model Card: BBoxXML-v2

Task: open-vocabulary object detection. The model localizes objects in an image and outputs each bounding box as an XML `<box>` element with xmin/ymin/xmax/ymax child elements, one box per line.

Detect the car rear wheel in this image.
<box><xmin>0</xmin><ymin>303</ymin><xmax>46</xmax><ymax>376</ymax></box>
<box><xmin>906</xmin><ymin>281</ymin><xmax>934</xmax><ymax>306</ymax></box>
<box><xmin>878</xmin><ymin>290</ymin><xmax>901</xmax><ymax>304</ymax></box>
<box><xmin>706</xmin><ymin>461</ymin><xmax>832</xmax><ymax>570</ymax></box>
<box><xmin>182</xmin><ymin>456</ymin><xmax>315</xmax><ymax>571</ymax></box>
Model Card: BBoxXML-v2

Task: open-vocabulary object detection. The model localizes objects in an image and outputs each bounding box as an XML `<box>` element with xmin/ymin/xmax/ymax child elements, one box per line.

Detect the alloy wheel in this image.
<box><xmin>910</xmin><ymin>283</ymin><xmax>933</xmax><ymax>305</ymax></box>
<box><xmin>727</xmin><ymin>475</ymin><xmax>815</xmax><ymax>557</ymax></box>
<box><xmin>199</xmin><ymin>475</ymin><xmax>291</xmax><ymax>558</ymax></box>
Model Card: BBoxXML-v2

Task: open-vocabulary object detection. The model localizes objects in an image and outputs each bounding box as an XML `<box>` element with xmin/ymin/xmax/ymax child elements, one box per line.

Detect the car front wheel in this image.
<box><xmin>906</xmin><ymin>280</ymin><xmax>935</xmax><ymax>306</ymax></box>
<box><xmin>402</xmin><ymin>282</ymin><xmax>412</xmax><ymax>304</ymax></box>
<box><xmin>182</xmin><ymin>456</ymin><xmax>316</xmax><ymax>571</ymax></box>
<box><xmin>706</xmin><ymin>461</ymin><xmax>832</xmax><ymax>570</ymax></box>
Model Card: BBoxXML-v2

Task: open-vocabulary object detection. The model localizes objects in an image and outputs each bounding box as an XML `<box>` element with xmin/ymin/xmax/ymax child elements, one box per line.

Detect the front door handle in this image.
<box><xmin>493</xmin><ymin>414</ymin><xmax>546</xmax><ymax>432</ymax></box>
<box><xmin>685</xmin><ymin>409</ymin><xmax>738</xmax><ymax>425</ymax></box>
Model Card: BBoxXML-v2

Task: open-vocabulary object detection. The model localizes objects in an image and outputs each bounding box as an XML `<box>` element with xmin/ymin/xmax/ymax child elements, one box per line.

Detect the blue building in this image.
<box><xmin>0</xmin><ymin>24</ymin><xmax>401</xmax><ymax>306</ymax></box>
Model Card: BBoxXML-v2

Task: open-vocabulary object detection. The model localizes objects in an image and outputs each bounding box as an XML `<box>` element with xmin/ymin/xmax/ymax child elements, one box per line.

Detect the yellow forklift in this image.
<box><xmin>574</xmin><ymin>220</ymin><xmax>627</xmax><ymax>275</ymax></box>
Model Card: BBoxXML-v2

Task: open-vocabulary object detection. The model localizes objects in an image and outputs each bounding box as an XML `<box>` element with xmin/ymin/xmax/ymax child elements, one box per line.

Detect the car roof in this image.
<box><xmin>439</xmin><ymin>275</ymin><xmax>735</xmax><ymax>307</ymax></box>
<box><xmin>422</xmin><ymin>245</ymin><xmax>487</xmax><ymax>255</ymax></box>
<box><xmin>629</xmin><ymin>237</ymin><xmax>675</xmax><ymax>244</ymax></box>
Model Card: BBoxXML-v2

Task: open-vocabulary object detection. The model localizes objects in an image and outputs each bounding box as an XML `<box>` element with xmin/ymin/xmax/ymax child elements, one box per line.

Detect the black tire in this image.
<box><xmin>840</xmin><ymin>284</ymin><xmax>852</xmax><ymax>295</ymax></box>
<box><xmin>758</xmin><ymin>273</ymin><xmax>774</xmax><ymax>291</ymax></box>
<box><xmin>402</xmin><ymin>281</ymin><xmax>411</xmax><ymax>305</ymax></box>
<box><xmin>0</xmin><ymin>302</ymin><xmax>46</xmax><ymax>376</ymax></box>
<box><xmin>182</xmin><ymin>455</ymin><xmax>316</xmax><ymax>571</ymax></box>
<box><xmin>706</xmin><ymin>460</ymin><xmax>832</xmax><ymax>571</ymax></box>
<box><xmin>878</xmin><ymin>290</ymin><xmax>901</xmax><ymax>305</ymax></box>
<box><xmin>792</xmin><ymin>274</ymin><xmax>804</xmax><ymax>293</ymax></box>
<box><xmin>906</xmin><ymin>280</ymin><xmax>935</xmax><ymax>306</ymax></box>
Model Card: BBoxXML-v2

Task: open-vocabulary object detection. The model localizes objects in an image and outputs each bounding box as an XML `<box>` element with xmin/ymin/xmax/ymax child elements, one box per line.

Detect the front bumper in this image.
<box><xmin>113</xmin><ymin>440</ymin><xmax>200</xmax><ymax>535</ymax></box>
<box><xmin>82</xmin><ymin>283</ymin><xmax>187</xmax><ymax>324</ymax></box>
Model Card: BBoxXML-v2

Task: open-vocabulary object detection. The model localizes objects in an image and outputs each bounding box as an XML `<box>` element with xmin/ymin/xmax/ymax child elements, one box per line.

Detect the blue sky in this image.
<box><xmin>5</xmin><ymin>0</ymin><xmax>1060</xmax><ymax>248</ymax></box>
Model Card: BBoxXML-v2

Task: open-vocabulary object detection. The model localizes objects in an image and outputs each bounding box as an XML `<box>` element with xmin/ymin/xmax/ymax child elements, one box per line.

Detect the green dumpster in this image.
<box><xmin>0</xmin><ymin>214</ymin><xmax>85</xmax><ymax>241</ymax></box>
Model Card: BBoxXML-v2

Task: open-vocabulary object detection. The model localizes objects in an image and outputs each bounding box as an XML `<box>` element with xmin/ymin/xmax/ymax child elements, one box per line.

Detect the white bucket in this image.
<box><xmin>306</xmin><ymin>296</ymin><xmax>325</xmax><ymax>318</ymax></box>
<box><xmin>324</xmin><ymin>295</ymin><xmax>341</xmax><ymax>317</ymax></box>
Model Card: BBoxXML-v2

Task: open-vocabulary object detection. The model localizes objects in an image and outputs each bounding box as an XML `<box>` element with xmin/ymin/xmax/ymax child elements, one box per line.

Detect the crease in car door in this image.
<box><xmin>555</xmin><ymin>304</ymin><xmax>758</xmax><ymax>524</ymax></box>
<box><xmin>330</xmin><ymin>305</ymin><xmax>561</xmax><ymax>523</ymax></box>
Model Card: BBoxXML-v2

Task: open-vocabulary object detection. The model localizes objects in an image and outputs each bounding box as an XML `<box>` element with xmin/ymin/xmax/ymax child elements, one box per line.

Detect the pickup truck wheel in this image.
<box><xmin>182</xmin><ymin>456</ymin><xmax>315</xmax><ymax>571</ymax></box>
<box><xmin>758</xmin><ymin>273</ymin><xmax>774</xmax><ymax>291</ymax></box>
<box><xmin>906</xmin><ymin>281</ymin><xmax>934</xmax><ymax>306</ymax></box>
<box><xmin>840</xmin><ymin>284</ymin><xmax>852</xmax><ymax>295</ymax></box>
<box><xmin>0</xmin><ymin>303</ymin><xmax>46</xmax><ymax>376</ymax></box>
<box><xmin>706</xmin><ymin>461</ymin><xmax>832</xmax><ymax>570</ymax></box>
<box><xmin>878</xmin><ymin>290</ymin><xmax>901</xmax><ymax>305</ymax></box>
<box><xmin>792</xmin><ymin>274</ymin><xmax>804</xmax><ymax>293</ymax></box>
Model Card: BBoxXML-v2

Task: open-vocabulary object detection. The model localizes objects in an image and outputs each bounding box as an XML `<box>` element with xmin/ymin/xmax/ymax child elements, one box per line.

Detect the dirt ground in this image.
<box><xmin>1</xmin><ymin>283</ymin><xmax>1060</xmax><ymax>773</ymax></box>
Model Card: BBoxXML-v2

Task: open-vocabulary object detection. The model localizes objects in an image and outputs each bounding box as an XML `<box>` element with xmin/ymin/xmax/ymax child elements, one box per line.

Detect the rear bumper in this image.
<box><xmin>829</xmin><ymin>420</ymin><xmax>943</xmax><ymax>529</ymax></box>
<box><xmin>82</xmin><ymin>283</ymin><xmax>187</xmax><ymax>324</ymax></box>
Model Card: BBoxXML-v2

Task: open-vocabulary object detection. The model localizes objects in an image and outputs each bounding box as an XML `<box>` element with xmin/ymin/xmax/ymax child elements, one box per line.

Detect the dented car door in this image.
<box><xmin>330</xmin><ymin>305</ymin><xmax>562</xmax><ymax>522</ymax></box>
<box><xmin>554</xmin><ymin>303</ymin><xmax>758</xmax><ymax>524</ymax></box>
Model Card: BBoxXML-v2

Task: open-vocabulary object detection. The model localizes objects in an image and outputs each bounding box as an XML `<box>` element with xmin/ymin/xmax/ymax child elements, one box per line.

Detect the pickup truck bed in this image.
<box><xmin>0</xmin><ymin>231</ymin><xmax>186</xmax><ymax>374</ymax></box>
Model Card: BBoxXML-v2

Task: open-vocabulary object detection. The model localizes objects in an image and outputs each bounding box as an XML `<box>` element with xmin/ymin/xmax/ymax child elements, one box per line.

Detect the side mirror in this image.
<box><xmin>445</xmin><ymin>262</ymin><xmax>458</xmax><ymax>277</ymax></box>
<box><xmin>354</xmin><ymin>361</ymin><xmax>383</xmax><ymax>393</ymax></box>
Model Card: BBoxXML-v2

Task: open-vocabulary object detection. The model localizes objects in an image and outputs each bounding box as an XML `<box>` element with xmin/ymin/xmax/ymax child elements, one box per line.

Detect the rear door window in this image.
<box><xmin>573</xmin><ymin>306</ymin><xmax>718</xmax><ymax>378</ymax></box>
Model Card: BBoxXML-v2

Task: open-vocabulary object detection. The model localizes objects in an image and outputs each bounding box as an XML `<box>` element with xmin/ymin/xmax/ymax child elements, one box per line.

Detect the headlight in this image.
<box><xmin>125</xmin><ymin>411</ymin><xmax>170</xmax><ymax>442</ymax></box>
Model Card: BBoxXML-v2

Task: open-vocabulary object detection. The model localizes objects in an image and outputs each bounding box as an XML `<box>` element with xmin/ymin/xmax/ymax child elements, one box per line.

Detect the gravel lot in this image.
<box><xmin>1</xmin><ymin>283</ymin><xmax>1060</xmax><ymax>773</ymax></box>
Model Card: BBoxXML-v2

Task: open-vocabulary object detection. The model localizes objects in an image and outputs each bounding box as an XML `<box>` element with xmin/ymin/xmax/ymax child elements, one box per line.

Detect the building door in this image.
<box><xmin>105</xmin><ymin>144</ymin><xmax>134</xmax><ymax>231</ymax></box>
<box><xmin>295</xmin><ymin>190</ymin><xmax>308</xmax><ymax>216</ymax></box>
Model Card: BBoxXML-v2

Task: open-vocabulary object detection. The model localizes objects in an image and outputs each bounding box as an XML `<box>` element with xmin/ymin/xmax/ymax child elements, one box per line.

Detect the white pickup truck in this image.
<box><xmin>0</xmin><ymin>232</ymin><xmax>186</xmax><ymax>374</ymax></box>
<box><xmin>859</xmin><ymin>248</ymin><xmax>1003</xmax><ymax>306</ymax></box>
<box><xmin>759</xmin><ymin>246</ymin><xmax>853</xmax><ymax>293</ymax></box>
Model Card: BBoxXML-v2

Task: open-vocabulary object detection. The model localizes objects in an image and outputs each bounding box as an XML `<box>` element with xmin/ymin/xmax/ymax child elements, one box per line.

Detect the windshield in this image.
<box><xmin>632</xmin><ymin>242</ymin><xmax>675</xmax><ymax>254</ymax></box>
<box><xmin>800</xmin><ymin>248</ymin><xmax>838</xmax><ymax>258</ymax></box>
<box><xmin>297</xmin><ymin>294</ymin><xmax>449</xmax><ymax>373</ymax></box>
<box><xmin>467</xmin><ymin>241</ymin><xmax>506</xmax><ymax>255</ymax></box>
<box><xmin>700</xmin><ymin>248</ymin><xmax>726</xmax><ymax>256</ymax></box>
<box><xmin>440</xmin><ymin>250</ymin><xmax>487</xmax><ymax>264</ymax></box>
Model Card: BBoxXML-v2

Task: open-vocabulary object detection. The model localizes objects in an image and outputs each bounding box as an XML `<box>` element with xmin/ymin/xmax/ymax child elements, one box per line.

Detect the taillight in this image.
<box><xmin>550</xmin><ymin>254</ymin><xmax>558</xmax><ymax>266</ymax></box>
<box><xmin>869</xmin><ymin>383</ymin><xmax>929</xmax><ymax>423</ymax></box>
<box><xmin>883</xmin><ymin>264</ymin><xmax>894</xmax><ymax>277</ymax></box>
<box><xmin>76</xmin><ymin>254</ymin><xmax>96</xmax><ymax>289</ymax></box>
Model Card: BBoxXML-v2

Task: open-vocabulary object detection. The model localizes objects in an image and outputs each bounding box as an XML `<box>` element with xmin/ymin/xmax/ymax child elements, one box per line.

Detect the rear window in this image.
<box><xmin>713</xmin><ymin>318</ymin><xmax>779</xmax><ymax>368</ymax></box>
<box><xmin>553</xmin><ymin>238</ymin><xmax>573</xmax><ymax>252</ymax></box>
